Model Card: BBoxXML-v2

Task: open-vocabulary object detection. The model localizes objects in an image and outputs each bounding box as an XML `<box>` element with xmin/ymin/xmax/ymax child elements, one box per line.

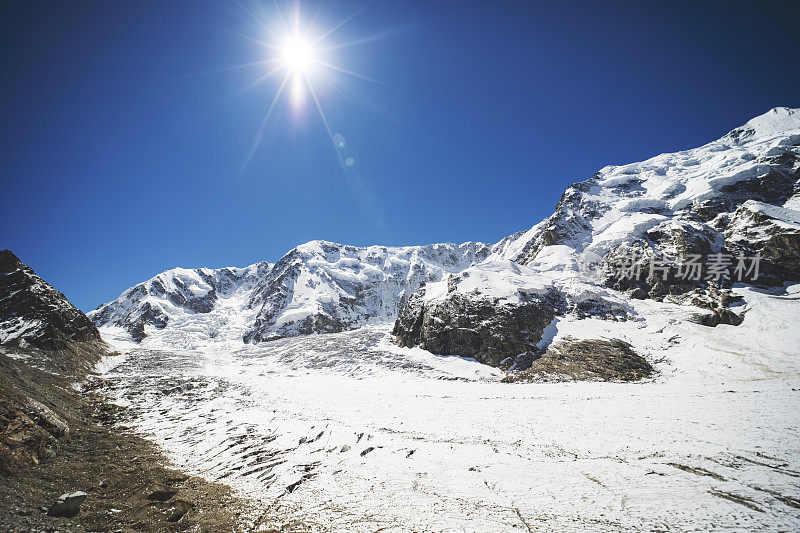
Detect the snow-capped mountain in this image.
<box><xmin>90</xmin><ymin>241</ymin><xmax>490</xmax><ymax>346</ymax></box>
<box><xmin>89</xmin><ymin>261</ymin><xmax>273</xmax><ymax>342</ymax></box>
<box><xmin>491</xmin><ymin>106</ymin><xmax>800</xmax><ymax>272</ymax></box>
<box><xmin>395</xmin><ymin>107</ymin><xmax>800</xmax><ymax>364</ymax></box>
<box><xmin>92</xmin><ymin>107</ymin><xmax>800</xmax><ymax>365</ymax></box>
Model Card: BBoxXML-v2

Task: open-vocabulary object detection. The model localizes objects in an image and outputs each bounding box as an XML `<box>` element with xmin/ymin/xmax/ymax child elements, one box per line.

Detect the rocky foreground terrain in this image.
<box><xmin>0</xmin><ymin>251</ymin><xmax>283</xmax><ymax>531</ymax></box>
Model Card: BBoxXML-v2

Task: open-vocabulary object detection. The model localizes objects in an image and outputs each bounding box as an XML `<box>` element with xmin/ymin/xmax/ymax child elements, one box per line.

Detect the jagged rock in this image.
<box><xmin>394</xmin><ymin>291</ymin><xmax>563</xmax><ymax>368</ymax></box>
<box><xmin>0</xmin><ymin>250</ymin><xmax>103</xmax><ymax>351</ymax></box>
<box><xmin>724</xmin><ymin>200</ymin><xmax>800</xmax><ymax>284</ymax></box>
<box><xmin>46</xmin><ymin>490</ymin><xmax>87</xmax><ymax>518</ymax></box>
<box><xmin>503</xmin><ymin>339</ymin><xmax>653</xmax><ymax>382</ymax></box>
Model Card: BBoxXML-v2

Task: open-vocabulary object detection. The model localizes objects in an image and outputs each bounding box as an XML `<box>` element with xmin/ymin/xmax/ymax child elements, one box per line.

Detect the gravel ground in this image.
<box><xmin>0</xmin><ymin>345</ymin><xmax>308</xmax><ymax>532</ymax></box>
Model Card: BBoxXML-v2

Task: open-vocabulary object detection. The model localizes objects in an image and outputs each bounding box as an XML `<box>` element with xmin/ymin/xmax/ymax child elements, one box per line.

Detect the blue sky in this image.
<box><xmin>1</xmin><ymin>0</ymin><xmax>799</xmax><ymax>311</ymax></box>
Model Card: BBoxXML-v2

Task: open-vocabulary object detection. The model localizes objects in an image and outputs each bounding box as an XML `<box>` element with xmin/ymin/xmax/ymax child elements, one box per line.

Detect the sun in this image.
<box><xmin>233</xmin><ymin>1</ymin><xmax>383</xmax><ymax>171</ymax></box>
<box><xmin>279</xmin><ymin>35</ymin><xmax>315</xmax><ymax>74</ymax></box>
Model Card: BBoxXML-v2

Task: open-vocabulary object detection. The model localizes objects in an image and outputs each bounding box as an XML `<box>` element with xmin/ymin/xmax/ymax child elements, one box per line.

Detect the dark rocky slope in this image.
<box><xmin>0</xmin><ymin>250</ymin><xmax>103</xmax><ymax>354</ymax></box>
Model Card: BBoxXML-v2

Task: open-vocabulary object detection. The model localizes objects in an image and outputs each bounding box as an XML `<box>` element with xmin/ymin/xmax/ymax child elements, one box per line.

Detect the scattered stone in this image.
<box><xmin>47</xmin><ymin>491</ymin><xmax>87</xmax><ymax>518</ymax></box>
<box><xmin>165</xmin><ymin>500</ymin><xmax>194</xmax><ymax>522</ymax></box>
<box><xmin>360</xmin><ymin>447</ymin><xmax>375</xmax><ymax>457</ymax></box>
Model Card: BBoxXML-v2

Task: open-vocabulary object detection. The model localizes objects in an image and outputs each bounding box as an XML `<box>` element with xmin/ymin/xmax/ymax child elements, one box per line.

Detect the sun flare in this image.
<box><xmin>235</xmin><ymin>1</ymin><xmax>382</xmax><ymax>170</ymax></box>
<box><xmin>279</xmin><ymin>35</ymin><xmax>315</xmax><ymax>74</ymax></box>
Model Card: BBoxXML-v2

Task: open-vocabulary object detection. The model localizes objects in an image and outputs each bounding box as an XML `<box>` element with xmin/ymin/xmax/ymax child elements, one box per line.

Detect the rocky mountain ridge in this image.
<box><xmin>91</xmin><ymin>107</ymin><xmax>800</xmax><ymax>368</ymax></box>
<box><xmin>90</xmin><ymin>241</ymin><xmax>490</xmax><ymax>345</ymax></box>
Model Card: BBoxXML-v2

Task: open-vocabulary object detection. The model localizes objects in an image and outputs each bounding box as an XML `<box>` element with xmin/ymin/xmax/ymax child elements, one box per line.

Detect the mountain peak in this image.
<box><xmin>727</xmin><ymin>106</ymin><xmax>800</xmax><ymax>144</ymax></box>
<box><xmin>0</xmin><ymin>249</ymin><xmax>23</xmax><ymax>270</ymax></box>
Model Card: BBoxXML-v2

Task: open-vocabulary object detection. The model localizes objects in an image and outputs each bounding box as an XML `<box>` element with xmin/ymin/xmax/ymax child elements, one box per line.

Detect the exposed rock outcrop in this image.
<box><xmin>0</xmin><ymin>397</ymin><xmax>66</xmax><ymax>475</ymax></box>
<box><xmin>502</xmin><ymin>339</ymin><xmax>653</xmax><ymax>382</ymax></box>
<box><xmin>393</xmin><ymin>286</ymin><xmax>564</xmax><ymax>368</ymax></box>
<box><xmin>724</xmin><ymin>200</ymin><xmax>800</xmax><ymax>284</ymax></box>
<box><xmin>0</xmin><ymin>250</ymin><xmax>103</xmax><ymax>353</ymax></box>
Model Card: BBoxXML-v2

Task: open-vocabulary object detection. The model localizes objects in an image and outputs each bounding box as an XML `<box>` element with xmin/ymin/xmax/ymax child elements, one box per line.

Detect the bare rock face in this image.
<box><xmin>502</xmin><ymin>339</ymin><xmax>653</xmax><ymax>382</ymax></box>
<box><xmin>0</xmin><ymin>397</ymin><xmax>69</xmax><ymax>475</ymax></box>
<box><xmin>724</xmin><ymin>200</ymin><xmax>800</xmax><ymax>284</ymax></box>
<box><xmin>394</xmin><ymin>283</ymin><xmax>565</xmax><ymax>368</ymax></box>
<box><xmin>0</xmin><ymin>250</ymin><xmax>102</xmax><ymax>351</ymax></box>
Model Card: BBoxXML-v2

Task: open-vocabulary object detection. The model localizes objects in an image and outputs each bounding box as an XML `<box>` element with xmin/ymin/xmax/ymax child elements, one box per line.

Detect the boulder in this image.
<box><xmin>394</xmin><ymin>281</ymin><xmax>564</xmax><ymax>368</ymax></box>
<box><xmin>503</xmin><ymin>339</ymin><xmax>653</xmax><ymax>382</ymax></box>
<box><xmin>46</xmin><ymin>490</ymin><xmax>87</xmax><ymax>518</ymax></box>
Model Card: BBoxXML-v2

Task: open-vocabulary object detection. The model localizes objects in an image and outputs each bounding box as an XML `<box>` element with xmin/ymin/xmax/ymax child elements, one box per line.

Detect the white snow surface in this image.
<box><xmin>98</xmin><ymin>282</ymin><xmax>800</xmax><ymax>531</ymax></box>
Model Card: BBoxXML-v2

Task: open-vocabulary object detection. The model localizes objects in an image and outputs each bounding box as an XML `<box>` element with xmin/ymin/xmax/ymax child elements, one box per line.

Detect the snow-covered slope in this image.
<box><xmin>89</xmin><ymin>262</ymin><xmax>272</xmax><ymax>343</ymax></box>
<box><xmin>243</xmin><ymin>240</ymin><xmax>489</xmax><ymax>342</ymax></box>
<box><xmin>90</xmin><ymin>241</ymin><xmax>489</xmax><ymax>347</ymax></box>
<box><xmin>492</xmin><ymin>106</ymin><xmax>800</xmax><ymax>268</ymax></box>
